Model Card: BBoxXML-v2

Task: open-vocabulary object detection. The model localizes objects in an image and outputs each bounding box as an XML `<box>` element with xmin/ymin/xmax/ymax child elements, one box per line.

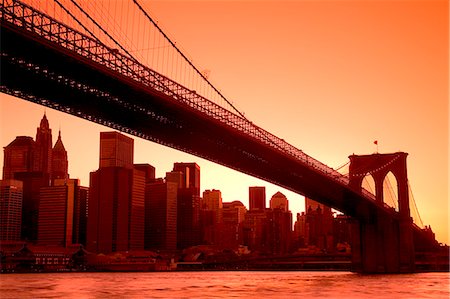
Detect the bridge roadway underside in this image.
<box><xmin>1</xmin><ymin>22</ymin><xmax>411</xmax><ymax>273</ymax></box>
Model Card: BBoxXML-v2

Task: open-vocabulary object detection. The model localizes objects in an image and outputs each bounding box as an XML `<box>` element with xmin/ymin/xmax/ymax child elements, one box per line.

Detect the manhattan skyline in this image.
<box><xmin>0</xmin><ymin>0</ymin><xmax>447</xmax><ymax>244</ymax></box>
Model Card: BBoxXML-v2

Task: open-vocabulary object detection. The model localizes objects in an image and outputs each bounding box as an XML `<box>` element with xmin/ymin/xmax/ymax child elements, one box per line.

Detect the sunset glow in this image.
<box><xmin>1</xmin><ymin>0</ymin><xmax>448</xmax><ymax>245</ymax></box>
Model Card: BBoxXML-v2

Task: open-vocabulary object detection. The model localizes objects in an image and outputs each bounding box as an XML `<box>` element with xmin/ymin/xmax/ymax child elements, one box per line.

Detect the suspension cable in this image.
<box><xmin>131</xmin><ymin>0</ymin><xmax>247</xmax><ymax>120</ymax></box>
<box><xmin>67</xmin><ymin>0</ymin><xmax>138</xmax><ymax>62</ymax></box>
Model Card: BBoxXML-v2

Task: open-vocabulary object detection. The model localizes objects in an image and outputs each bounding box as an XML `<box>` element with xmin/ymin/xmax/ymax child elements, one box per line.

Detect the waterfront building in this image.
<box><xmin>0</xmin><ymin>179</ymin><xmax>23</xmax><ymax>241</ymax></box>
<box><xmin>38</xmin><ymin>179</ymin><xmax>76</xmax><ymax>247</ymax></box>
<box><xmin>242</xmin><ymin>209</ymin><xmax>267</xmax><ymax>252</ymax></box>
<box><xmin>265</xmin><ymin>192</ymin><xmax>293</xmax><ymax>254</ymax></box>
<box><xmin>304</xmin><ymin>197</ymin><xmax>334</xmax><ymax>252</ymax></box>
<box><xmin>219</xmin><ymin>201</ymin><xmax>247</xmax><ymax>248</ymax></box>
<box><xmin>87</xmin><ymin>132</ymin><xmax>145</xmax><ymax>253</ymax></box>
<box><xmin>173</xmin><ymin>163</ymin><xmax>201</xmax><ymax>249</ymax></box>
<box><xmin>249</xmin><ymin>186</ymin><xmax>266</xmax><ymax>210</ymax></box>
<box><xmin>72</xmin><ymin>185</ymin><xmax>88</xmax><ymax>246</ymax></box>
<box><xmin>2</xmin><ymin>115</ymin><xmax>56</xmax><ymax>242</ymax></box>
<box><xmin>145</xmin><ymin>172</ymin><xmax>178</xmax><ymax>251</ymax></box>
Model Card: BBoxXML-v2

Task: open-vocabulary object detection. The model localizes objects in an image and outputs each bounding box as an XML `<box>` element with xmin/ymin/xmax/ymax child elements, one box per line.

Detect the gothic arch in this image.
<box><xmin>348</xmin><ymin>152</ymin><xmax>410</xmax><ymax>218</ymax></box>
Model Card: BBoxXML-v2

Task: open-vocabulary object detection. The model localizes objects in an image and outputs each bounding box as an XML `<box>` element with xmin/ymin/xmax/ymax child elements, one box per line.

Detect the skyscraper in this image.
<box><xmin>202</xmin><ymin>189</ymin><xmax>223</xmax><ymax>224</ymax></box>
<box><xmin>0</xmin><ymin>179</ymin><xmax>23</xmax><ymax>241</ymax></box>
<box><xmin>33</xmin><ymin>113</ymin><xmax>52</xmax><ymax>180</ymax></box>
<box><xmin>173</xmin><ymin>163</ymin><xmax>201</xmax><ymax>249</ymax></box>
<box><xmin>305</xmin><ymin>197</ymin><xmax>334</xmax><ymax>252</ymax></box>
<box><xmin>51</xmin><ymin>130</ymin><xmax>68</xmax><ymax>182</ymax></box>
<box><xmin>266</xmin><ymin>192</ymin><xmax>292</xmax><ymax>254</ymax></box>
<box><xmin>38</xmin><ymin>179</ymin><xmax>76</xmax><ymax>247</ymax></box>
<box><xmin>72</xmin><ymin>185</ymin><xmax>88</xmax><ymax>246</ymax></box>
<box><xmin>173</xmin><ymin>162</ymin><xmax>200</xmax><ymax>195</ymax></box>
<box><xmin>2</xmin><ymin>136</ymin><xmax>35</xmax><ymax>180</ymax></box>
<box><xmin>249</xmin><ymin>186</ymin><xmax>266</xmax><ymax>210</ymax></box>
<box><xmin>87</xmin><ymin>132</ymin><xmax>145</xmax><ymax>253</ymax></box>
<box><xmin>99</xmin><ymin>131</ymin><xmax>134</xmax><ymax>169</ymax></box>
<box><xmin>270</xmin><ymin>191</ymin><xmax>289</xmax><ymax>211</ymax></box>
<box><xmin>2</xmin><ymin>115</ymin><xmax>55</xmax><ymax>242</ymax></box>
<box><xmin>145</xmin><ymin>172</ymin><xmax>178</xmax><ymax>251</ymax></box>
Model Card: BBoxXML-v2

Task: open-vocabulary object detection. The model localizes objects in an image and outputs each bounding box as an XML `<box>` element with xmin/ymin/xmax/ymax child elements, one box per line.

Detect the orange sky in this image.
<box><xmin>1</xmin><ymin>0</ymin><xmax>448</xmax><ymax>244</ymax></box>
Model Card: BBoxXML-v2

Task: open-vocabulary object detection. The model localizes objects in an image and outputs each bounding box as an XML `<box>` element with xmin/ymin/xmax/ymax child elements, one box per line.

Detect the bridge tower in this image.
<box><xmin>348</xmin><ymin>152</ymin><xmax>415</xmax><ymax>273</ymax></box>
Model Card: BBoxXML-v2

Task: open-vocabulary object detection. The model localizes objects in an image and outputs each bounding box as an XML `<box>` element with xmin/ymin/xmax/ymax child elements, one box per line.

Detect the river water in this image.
<box><xmin>1</xmin><ymin>271</ymin><xmax>449</xmax><ymax>298</ymax></box>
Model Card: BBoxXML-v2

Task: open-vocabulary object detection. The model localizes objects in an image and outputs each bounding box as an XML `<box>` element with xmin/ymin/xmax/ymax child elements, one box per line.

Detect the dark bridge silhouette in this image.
<box><xmin>0</xmin><ymin>0</ymin><xmax>435</xmax><ymax>273</ymax></box>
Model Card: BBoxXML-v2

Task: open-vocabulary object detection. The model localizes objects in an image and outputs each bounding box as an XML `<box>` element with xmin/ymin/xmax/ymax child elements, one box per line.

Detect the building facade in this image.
<box><xmin>249</xmin><ymin>186</ymin><xmax>266</xmax><ymax>211</ymax></box>
<box><xmin>0</xmin><ymin>179</ymin><xmax>23</xmax><ymax>241</ymax></box>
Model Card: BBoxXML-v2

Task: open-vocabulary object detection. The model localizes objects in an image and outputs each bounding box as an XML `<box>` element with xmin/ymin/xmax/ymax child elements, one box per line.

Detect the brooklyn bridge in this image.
<box><xmin>0</xmin><ymin>0</ymin><xmax>440</xmax><ymax>273</ymax></box>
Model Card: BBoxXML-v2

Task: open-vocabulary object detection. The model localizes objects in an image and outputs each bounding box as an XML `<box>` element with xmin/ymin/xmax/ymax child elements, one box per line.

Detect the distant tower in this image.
<box><xmin>87</xmin><ymin>132</ymin><xmax>145</xmax><ymax>253</ymax></box>
<box><xmin>0</xmin><ymin>179</ymin><xmax>23</xmax><ymax>241</ymax></box>
<box><xmin>99</xmin><ymin>131</ymin><xmax>134</xmax><ymax>169</ymax></box>
<box><xmin>2</xmin><ymin>136</ymin><xmax>35</xmax><ymax>180</ymax></box>
<box><xmin>270</xmin><ymin>191</ymin><xmax>289</xmax><ymax>211</ymax></box>
<box><xmin>33</xmin><ymin>113</ymin><xmax>52</xmax><ymax>180</ymax></box>
<box><xmin>38</xmin><ymin>179</ymin><xmax>77</xmax><ymax>247</ymax></box>
<box><xmin>249</xmin><ymin>186</ymin><xmax>266</xmax><ymax>210</ymax></box>
<box><xmin>173</xmin><ymin>162</ymin><xmax>201</xmax><ymax>249</ymax></box>
<box><xmin>202</xmin><ymin>189</ymin><xmax>223</xmax><ymax>224</ymax></box>
<box><xmin>145</xmin><ymin>172</ymin><xmax>178</xmax><ymax>251</ymax></box>
<box><xmin>51</xmin><ymin>130</ymin><xmax>68</xmax><ymax>182</ymax></box>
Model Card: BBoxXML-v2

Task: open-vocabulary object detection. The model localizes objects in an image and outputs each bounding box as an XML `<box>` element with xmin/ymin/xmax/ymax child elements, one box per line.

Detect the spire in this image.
<box><xmin>39</xmin><ymin>113</ymin><xmax>50</xmax><ymax>130</ymax></box>
<box><xmin>53</xmin><ymin>129</ymin><xmax>66</xmax><ymax>151</ymax></box>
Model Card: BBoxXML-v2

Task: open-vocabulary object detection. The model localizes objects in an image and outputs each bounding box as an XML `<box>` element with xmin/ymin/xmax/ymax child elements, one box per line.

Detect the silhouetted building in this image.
<box><xmin>305</xmin><ymin>197</ymin><xmax>334</xmax><ymax>252</ymax></box>
<box><xmin>51</xmin><ymin>130</ymin><xmax>68</xmax><ymax>182</ymax></box>
<box><xmin>38</xmin><ymin>179</ymin><xmax>77</xmax><ymax>247</ymax></box>
<box><xmin>145</xmin><ymin>173</ymin><xmax>178</xmax><ymax>251</ymax></box>
<box><xmin>173</xmin><ymin>162</ymin><xmax>200</xmax><ymax>195</ymax></box>
<box><xmin>99</xmin><ymin>131</ymin><xmax>134</xmax><ymax>169</ymax></box>
<box><xmin>243</xmin><ymin>209</ymin><xmax>267</xmax><ymax>252</ymax></box>
<box><xmin>220</xmin><ymin>201</ymin><xmax>247</xmax><ymax>248</ymax></box>
<box><xmin>173</xmin><ymin>163</ymin><xmax>201</xmax><ymax>249</ymax></box>
<box><xmin>270</xmin><ymin>191</ymin><xmax>289</xmax><ymax>211</ymax></box>
<box><xmin>249</xmin><ymin>186</ymin><xmax>266</xmax><ymax>210</ymax></box>
<box><xmin>0</xmin><ymin>179</ymin><xmax>23</xmax><ymax>241</ymax></box>
<box><xmin>265</xmin><ymin>192</ymin><xmax>292</xmax><ymax>254</ymax></box>
<box><xmin>33</xmin><ymin>113</ymin><xmax>52</xmax><ymax>182</ymax></box>
<box><xmin>72</xmin><ymin>185</ymin><xmax>88</xmax><ymax>246</ymax></box>
<box><xmin>2</xmin><ymin>136</ymin><xmax>35</xmax><ymax>180</ymax></box>
<box><xmin>266</xmin><ymin>208</ymin><xmax>293</xmax><ymax>254</ymax></box>
<box><xmin>87</xmin><ymin>132</ymin><xmax>145</xmax><ymax>253</ymax></box>
<box><xmin>293</xmin><ymin>212</ymin><xmax>307</xmax><ymax>248</ymax></box>
<box><xmin>202</xmin><ymin>189</ymin><xmax>223</xmax><ymax>224</ymax></box>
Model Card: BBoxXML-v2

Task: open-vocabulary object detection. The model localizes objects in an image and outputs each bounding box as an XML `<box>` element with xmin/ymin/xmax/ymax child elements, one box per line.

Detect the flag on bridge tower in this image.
<box><xmin>374</xmin><ymin>140</ymin><xmax>379</xmax><ymax>153</ymax></box>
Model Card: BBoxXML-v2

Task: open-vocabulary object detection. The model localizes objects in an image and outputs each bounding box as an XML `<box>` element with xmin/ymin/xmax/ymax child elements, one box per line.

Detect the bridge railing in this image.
<box><xmin>1</xmin><ymin>0</ymin><xmax>377</xmax><ymax>203</ymax></box>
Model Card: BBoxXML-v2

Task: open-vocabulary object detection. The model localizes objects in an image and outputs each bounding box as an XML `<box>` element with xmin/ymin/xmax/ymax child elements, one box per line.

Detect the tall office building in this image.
<box><xmin>33</xmin><ymin>113</ymin><xmax>52</xmax><ymax>180</ymax></box>
<box><xmin>270</xmin><ymin>191</ymin><xmax>289</xmax><ymax>211</ymax></box>
<box><xmin>99</xmin><ymin>131</ymin><xmax>134</xmax><ymax>169</ymax></box>
<box><xmin>201</xmin><ymin>189</ymin><xmax>223</xmax><ymax>245</ymax></box>
<box><xmin>38</xmin><ymin>179</ymin><xmax>77</xmax><ymax>247</ymax></box>
<box><xmin>173</xmin><ymin>163</ymin><xmax>201</xmax><ymax>249</ymax></box>
<box><xmin>304</xmin><ymin>197</ymin><xmax>334</xmax><ymax>252</ymax></box>
<box><xmin>0</xmin><ymin>179</ymin><xmax>23</xmax><ymax>241</ymax></box>
<box><xmin>220</xmin><ymin>201</ymin><xmax>247</xmax><ymax>248</ymax></box>
<box><xmin>2</xmin><ymin>136</ymin><xmax>35</xmax><ymax>180</ymax></box>
<box><xmin>202</xmin><ymin>189</ymin><xmax>223</xmax><ymax>224</ymax></box>
<box><xmin>145</xmin><ymin>172</ymin><xmax>178</xmax><ymax>251</ymax></box>
<box><xmin>72</xmin><ymin>185</ymin><xmax>89</xmax><ymax>246</ymax></box>
<box><xmin>249</xmin><ymin>186</ymin><xmax>266</xmax><ymax>210</ymax></box>
<box><xmin>51</xmin><ymin>130</ymin><xmax>68</xmax><ymax>182</ymax></box>
<box><xmin>266</xmin><ymin>192</ymin><xmax>293</xmax><ymax>254</ymax></box>
<box><xmin>87</xmin><ymin>132</ymin><xmax>145</xmax><ymax>253</ymax></box>
<box><xmin>173</xmin><ymin>163</ymin><xmax>200</xmax><ymax>195</ymax></box>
